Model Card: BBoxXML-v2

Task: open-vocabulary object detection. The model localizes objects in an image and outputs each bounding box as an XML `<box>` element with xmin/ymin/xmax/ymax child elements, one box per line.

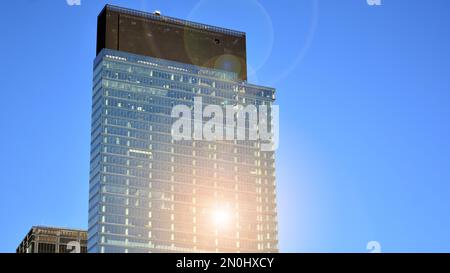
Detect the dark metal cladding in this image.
<box><xmin>97</xmin><ymin>5</ymin><xmax>248</xmax><ymax>80</ymax></box>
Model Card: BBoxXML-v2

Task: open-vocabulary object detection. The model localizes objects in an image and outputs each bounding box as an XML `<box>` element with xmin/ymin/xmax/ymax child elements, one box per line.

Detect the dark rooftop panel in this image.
<box><xmin>97</xmin><ymin>5</ymin><xmax>248</xmax><ymax>80</ymax></box>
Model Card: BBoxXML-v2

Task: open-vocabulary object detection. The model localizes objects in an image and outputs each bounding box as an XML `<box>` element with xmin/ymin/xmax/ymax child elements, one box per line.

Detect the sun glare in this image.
<box><xmin>212</xmin><ymin>208</ymin><xmax>231</xmax><ymax>227</ymax></box>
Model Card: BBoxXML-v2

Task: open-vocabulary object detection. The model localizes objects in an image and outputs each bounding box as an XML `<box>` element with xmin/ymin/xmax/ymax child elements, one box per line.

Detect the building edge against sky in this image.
<box><xmin>88</xmin><ymin>5</ymin><xmax>278</xmax><ymax>253</ymax></box>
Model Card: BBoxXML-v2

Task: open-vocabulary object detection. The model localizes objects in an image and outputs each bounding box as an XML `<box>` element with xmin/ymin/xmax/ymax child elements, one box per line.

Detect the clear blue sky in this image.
<box><xmin>1</xmin><ymin>0</ymin><xmax>450</xmax><ymax>253</ymax></box>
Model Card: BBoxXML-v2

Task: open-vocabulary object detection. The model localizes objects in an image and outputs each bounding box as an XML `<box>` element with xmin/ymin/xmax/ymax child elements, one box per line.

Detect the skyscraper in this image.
<box><xmin>88</xmin><ymin>5</ymin><xmax>278</xmax><ymax>253</ymax></box>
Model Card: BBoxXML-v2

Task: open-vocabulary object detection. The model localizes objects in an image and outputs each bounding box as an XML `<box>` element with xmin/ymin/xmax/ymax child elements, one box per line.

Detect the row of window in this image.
<box><xmin>102</xmin><ymin>60</ymin><xmax>274</xmax><ymax>99</ymax></box>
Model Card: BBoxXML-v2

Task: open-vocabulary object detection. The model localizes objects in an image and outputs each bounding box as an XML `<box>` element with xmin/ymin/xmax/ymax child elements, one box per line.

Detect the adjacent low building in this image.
<box><xmin>16</xmin><ymin>226</ymin><xmax>87</xmax><ymax>253</ymax></box>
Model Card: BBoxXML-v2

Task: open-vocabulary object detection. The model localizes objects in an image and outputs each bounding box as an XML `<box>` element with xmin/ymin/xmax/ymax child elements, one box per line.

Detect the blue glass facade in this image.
<box><xmin>88</xmin><ymin>49</ymin><xmax>278</xmax><ymax>253</ymax></box>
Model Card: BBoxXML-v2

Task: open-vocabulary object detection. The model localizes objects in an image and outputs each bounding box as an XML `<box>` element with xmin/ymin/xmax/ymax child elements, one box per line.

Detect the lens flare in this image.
<box><xmin>212</xmin><ymin>207</ymin><xmax>231</xmax><ymax>227</ymax></box>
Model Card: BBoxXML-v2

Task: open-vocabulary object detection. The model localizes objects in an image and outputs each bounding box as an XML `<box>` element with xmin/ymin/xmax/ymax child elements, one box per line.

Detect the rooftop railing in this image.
<box><xmin>105</xmin><ymin>5</ymin><xmax>246</xmax><ymax>38</ymax></box>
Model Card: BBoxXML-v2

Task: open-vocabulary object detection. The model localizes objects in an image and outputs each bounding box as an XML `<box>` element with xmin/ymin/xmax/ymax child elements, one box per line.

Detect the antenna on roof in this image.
<box><xmin>153</xmin><ymin>10</ymin><xmax>161</xmax><ymax>16</ymax></box>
